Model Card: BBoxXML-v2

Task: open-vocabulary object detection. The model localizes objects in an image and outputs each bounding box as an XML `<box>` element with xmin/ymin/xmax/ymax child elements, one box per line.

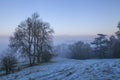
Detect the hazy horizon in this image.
<box><xmin>0</xmin><ymin>34</ymin><xmax>96</xmax><ymax>53</ymax></box>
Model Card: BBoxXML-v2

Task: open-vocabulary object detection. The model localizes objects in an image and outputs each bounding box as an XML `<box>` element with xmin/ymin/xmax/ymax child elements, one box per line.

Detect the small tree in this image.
<box><xmin>116</xmin><ymin>21</ymin><xmax>120</xmax><ymax>39</ymax></box>
<box><xmin>111</xmin><ymin>22</ymin><xmax>120</xmax><ymax>58</ymax></box>
<box><xmin>91</xmin><ymin>34</ymin><xmax>108</xmax><ymax>58</ymax></box>
<box><xmin>1</xmin><ymin>53</ymin><xmax>17</xmax><ymax>74</ymax></box>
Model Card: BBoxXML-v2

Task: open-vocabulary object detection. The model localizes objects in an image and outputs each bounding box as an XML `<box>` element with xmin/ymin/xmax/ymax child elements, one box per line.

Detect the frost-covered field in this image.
<box><xmin>0</xmin><ymin>58</ymin><xmax>120</xmax><ymax>80</ymax></box>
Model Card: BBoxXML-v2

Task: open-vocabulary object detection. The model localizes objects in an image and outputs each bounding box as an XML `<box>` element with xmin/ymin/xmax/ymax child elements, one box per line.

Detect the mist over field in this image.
<box><xmin>0</xmin><ymin>35</ymin><xmax>94</xmax><ymax>53</ymax></box>
<box><xmin>54</xmin><ymin>35</ymin><xmax>94</xmax><ymax>45</ymax></box>
<box><xmin>0</xmin><ymin>36</ymin><xmax>9</xmax><ymax>53</ymax></box>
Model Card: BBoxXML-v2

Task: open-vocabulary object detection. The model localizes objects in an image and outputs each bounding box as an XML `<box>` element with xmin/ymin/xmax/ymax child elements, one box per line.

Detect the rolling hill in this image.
<box><xmin>0</xmin><ymin>57</ymin><xmax>120</xmax><ymax>80</ymax></box>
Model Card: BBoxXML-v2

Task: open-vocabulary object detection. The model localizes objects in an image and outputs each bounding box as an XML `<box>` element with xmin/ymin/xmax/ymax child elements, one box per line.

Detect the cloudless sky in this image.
<box><xmin>0</xmin><ymin>0</ymin><xmax>120</xmax><ymax>36</ymax></box>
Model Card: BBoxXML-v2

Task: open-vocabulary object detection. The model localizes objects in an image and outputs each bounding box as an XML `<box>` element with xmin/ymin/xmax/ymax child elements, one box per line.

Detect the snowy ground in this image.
<box><xmin>0</xmin><ymin>57</ymin><xmax>120</xmax><ymax>80</ymax></box>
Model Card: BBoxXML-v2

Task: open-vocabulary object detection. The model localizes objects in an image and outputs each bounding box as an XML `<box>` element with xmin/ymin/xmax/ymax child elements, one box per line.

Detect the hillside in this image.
<box><xmin>0</xmin><ymin>58</ymin><xmax>120</xmax><ymax>80</ymax></box>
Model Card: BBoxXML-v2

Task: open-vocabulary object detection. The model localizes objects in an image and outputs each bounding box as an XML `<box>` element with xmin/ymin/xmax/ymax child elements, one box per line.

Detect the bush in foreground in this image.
<box><xmin>1</xmin><ymin>53</ymin><xmax>17</xmax><ymax>74</ymax></box>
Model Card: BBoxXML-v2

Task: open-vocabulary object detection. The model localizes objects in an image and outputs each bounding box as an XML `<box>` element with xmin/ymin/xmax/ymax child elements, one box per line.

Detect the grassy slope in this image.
<box><xmin>0</xmin><ymin>58</ymin><xmax>120</xmax><ymax>80</ymax></box>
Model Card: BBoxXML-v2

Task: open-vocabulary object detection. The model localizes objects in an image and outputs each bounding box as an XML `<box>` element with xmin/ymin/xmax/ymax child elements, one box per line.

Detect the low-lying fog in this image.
<box><xmin>0</xmin><ymin>35</ymin><xmax>95</xmax><ymax>54</ymax></box>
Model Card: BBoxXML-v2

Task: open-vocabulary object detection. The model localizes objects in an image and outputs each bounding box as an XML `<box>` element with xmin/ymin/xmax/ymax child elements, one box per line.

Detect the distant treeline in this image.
<box><xmin>54</xmin><ymin>22</ymin><xmax>120</xmax><ymax>59</ymax></box>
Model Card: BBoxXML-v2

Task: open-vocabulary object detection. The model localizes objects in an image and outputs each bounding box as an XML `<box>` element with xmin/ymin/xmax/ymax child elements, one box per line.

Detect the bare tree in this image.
<box><xmin>9</xmin><ymin>13</ymin><xmax>54</xmax><ymax>66</ymax></box>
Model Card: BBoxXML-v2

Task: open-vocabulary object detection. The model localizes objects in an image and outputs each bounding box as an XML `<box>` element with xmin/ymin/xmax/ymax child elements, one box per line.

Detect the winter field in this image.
<box><xmin>0</xmin><ymin>57</ymin><xmax>120</xmax><ymax>80</ymax></box>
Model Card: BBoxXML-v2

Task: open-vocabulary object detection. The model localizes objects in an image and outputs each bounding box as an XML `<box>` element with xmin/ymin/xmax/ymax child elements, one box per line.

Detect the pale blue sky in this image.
<box><xmin>0</xmin><ymin>0</ymin><xmax>120</xmax><ymax>36</ymax></box>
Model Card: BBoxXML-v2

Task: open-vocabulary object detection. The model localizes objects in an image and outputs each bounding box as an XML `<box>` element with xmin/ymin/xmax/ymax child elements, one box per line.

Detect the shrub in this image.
<box><xmin>42</xmin><ymin>53</ymin><xmax>52</xmax><ymax>62</ymax></box>
<box><xmin>1</xmin><ymin>53</ymin><xmax>17</xmax><ymax>74</ymax></box>
<box><xmin>69</xmin><ymin>41</ymin><xmax>92</xmax><ymax>59</ymax></box>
